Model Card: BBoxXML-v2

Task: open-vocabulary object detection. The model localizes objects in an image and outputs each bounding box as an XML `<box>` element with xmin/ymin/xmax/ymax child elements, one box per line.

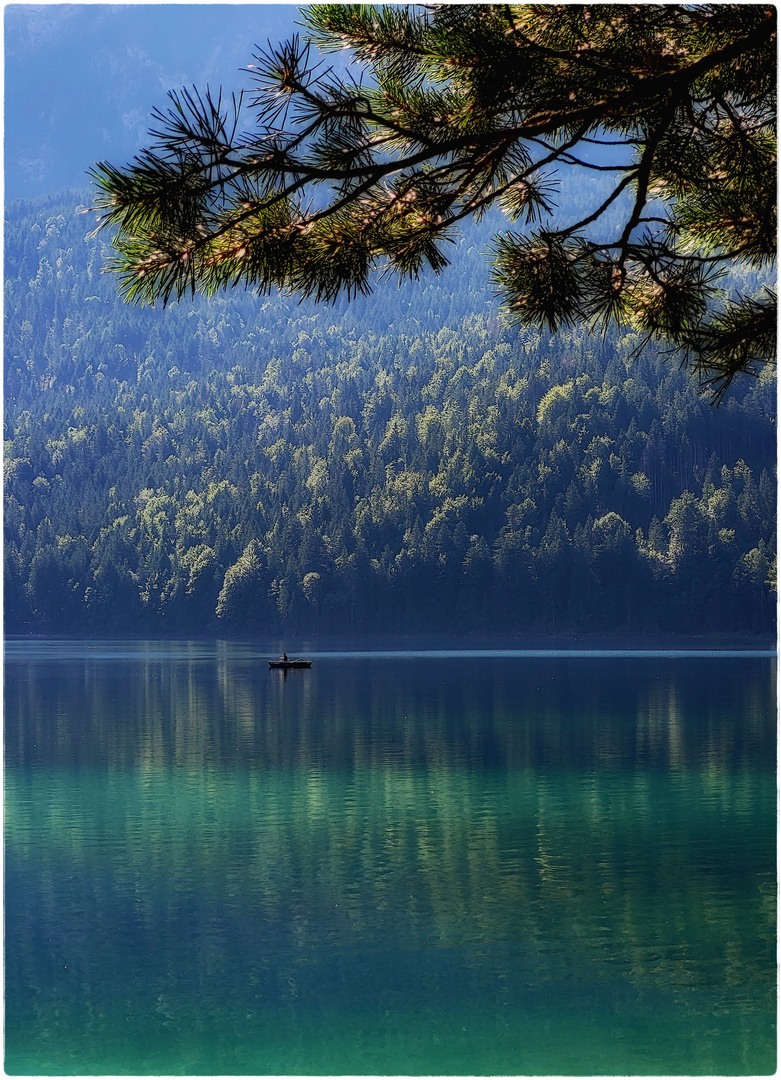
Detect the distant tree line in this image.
<box><xmin>4</xmin><ymin>195</ymin><xmax>776</xmax><ymax>638</ymax></box>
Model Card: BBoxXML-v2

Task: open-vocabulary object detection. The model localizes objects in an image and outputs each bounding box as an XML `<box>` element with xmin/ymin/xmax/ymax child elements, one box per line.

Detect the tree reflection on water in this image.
<box><xmin>4</xmin><ymin>646</ymin><xmax>776</xmax><ymax>1074</ymax></box>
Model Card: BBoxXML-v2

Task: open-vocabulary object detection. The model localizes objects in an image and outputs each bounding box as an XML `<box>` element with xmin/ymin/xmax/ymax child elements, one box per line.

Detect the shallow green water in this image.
<box><xmin>4</xmin><ymin>642</ymin><xmax>776</xmax><ymax>1074</ymax></box>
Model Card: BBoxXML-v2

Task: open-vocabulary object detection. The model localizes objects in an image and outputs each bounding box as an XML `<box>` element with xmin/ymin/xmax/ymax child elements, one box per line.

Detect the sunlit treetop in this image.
<box><xmin>90</xmin><ymin>3</ymin><xmax>776</xmax><ymax>399</ymax></box>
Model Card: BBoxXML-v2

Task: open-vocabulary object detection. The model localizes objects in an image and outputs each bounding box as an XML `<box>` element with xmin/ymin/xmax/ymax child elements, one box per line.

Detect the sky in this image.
<box><xmin>4</xmin><ymin>3</ymin><xmax>306</xmax><ymax>201</ymax></box>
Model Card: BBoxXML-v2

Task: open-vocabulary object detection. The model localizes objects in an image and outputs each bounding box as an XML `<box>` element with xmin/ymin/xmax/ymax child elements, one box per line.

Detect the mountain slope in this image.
<box><xmin>4</xmin><ymin>194</ymin><xmax>776</xmax><ymax>638</ymax></box>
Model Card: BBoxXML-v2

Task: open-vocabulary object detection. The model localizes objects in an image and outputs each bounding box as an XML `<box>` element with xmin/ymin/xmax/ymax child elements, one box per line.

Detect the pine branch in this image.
<box><xmin>89</xmin><ymin>3</ymin><xmax>776</xmax><ymax>395</ymax></box>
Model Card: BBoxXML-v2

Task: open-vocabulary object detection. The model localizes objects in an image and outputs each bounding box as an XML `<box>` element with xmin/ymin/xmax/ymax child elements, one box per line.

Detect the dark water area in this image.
<box><xmin>4</xmin><ymin>641</ymin><xmax>777</xmax><ymax>1074</ymax></box>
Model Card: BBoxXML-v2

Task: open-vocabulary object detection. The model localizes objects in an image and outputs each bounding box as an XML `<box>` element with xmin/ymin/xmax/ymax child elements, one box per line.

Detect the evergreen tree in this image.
<box><xmin>90</xmin><ymin>4</ymin><xmax>776</xmax><ymax>398</ymax></box>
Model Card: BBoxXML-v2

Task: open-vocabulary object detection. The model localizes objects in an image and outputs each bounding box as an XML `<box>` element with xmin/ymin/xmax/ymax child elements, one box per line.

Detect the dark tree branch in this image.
<box><xmin>90</xmin><ymin>3</ymin><xmax>776</xmax><ymax>396</ymax></box>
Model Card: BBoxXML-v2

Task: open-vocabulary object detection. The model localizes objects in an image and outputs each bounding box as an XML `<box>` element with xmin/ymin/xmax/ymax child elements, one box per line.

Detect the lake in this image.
<box><xmin>4</xmin><ymin>640</ymin><xmax>776</xmax><ymax>1075</ymax></box>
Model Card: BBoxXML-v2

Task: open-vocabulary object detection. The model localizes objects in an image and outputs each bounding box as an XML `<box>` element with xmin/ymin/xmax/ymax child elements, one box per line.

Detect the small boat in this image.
<box><xmin>268</xmin><ymin>657</ymin><xmax>312</xmax><ymax>669</ymax></box>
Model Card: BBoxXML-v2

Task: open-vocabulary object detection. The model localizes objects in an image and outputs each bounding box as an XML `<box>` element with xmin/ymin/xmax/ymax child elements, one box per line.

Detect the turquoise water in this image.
<box><xmin>4</xmin><ymin>642</ymin><xmax>777</xmax><ymax>1074</ymax></box>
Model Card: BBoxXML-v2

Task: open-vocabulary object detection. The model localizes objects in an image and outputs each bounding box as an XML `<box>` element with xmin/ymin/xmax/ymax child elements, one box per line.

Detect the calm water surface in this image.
<box><xmin>4</xmin><ymin>641</ymin><xmax>777</xmax><ymax>1074</ymax></box>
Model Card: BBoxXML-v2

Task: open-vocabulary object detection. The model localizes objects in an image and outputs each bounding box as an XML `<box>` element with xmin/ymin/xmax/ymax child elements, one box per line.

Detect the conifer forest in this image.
<box><xmin>4</xmin><ymin>193</ymin><xmax>776</xmax><ymax>640</ymax></box>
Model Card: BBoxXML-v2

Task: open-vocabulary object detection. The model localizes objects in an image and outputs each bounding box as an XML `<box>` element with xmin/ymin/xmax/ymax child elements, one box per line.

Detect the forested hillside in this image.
<box><xmin>4</xmin><ymin>194</ymin><xmax>776</xmax><ymax>638</ymax></box>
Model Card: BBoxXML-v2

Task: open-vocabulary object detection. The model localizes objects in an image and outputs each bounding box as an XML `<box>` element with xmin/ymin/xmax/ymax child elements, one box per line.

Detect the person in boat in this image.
<box><xmin>282</xmin><ymin>652</ymin><xmax>288</xmax><ymax>662</ymax></box>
